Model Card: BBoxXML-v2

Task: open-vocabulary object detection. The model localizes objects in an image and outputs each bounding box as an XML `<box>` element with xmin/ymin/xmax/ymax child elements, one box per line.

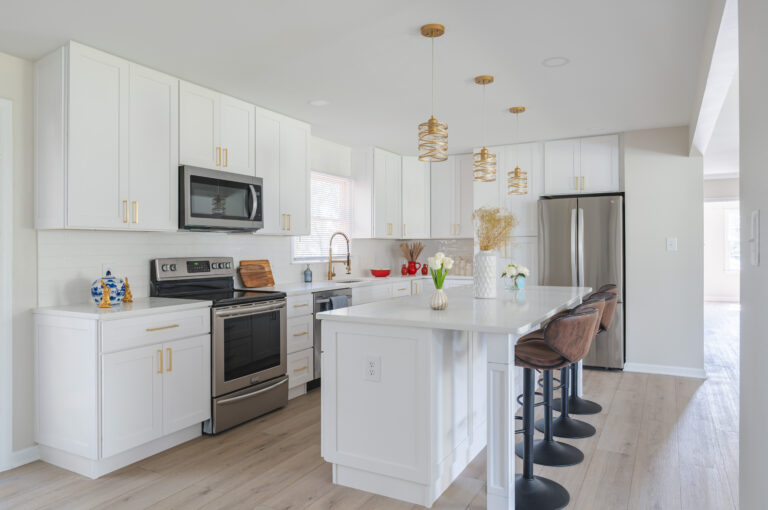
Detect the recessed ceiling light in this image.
<box><xmin>308</xmin><ymin>99</ymin><xmax>330</xmax><ymax>107</ymax></box>
<box><xmin>541</xmin><ymin>57</ymin><xmax>570</xmax><ymax>68</ymax></box>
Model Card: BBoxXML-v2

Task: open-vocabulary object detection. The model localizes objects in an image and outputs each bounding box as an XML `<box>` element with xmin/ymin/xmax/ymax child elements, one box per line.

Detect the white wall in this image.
<box><xmin>703</xmin><ymin>177</ymin><xmax>739</xmax><ymax>200</ymax></box>
<box><xmin>739</xmin><ymin>1</ymin><xmax>768</xmax><ymax>506</ymax></box>
<box><xmin>0</xmin><ymin>51</ymin><xmax>37</xmax><ymax>461</ymax></box>
<box><xmin>703</xmin><ymin>201</ymin><xmax>740</xmax><ymax>301</ymax></box>
<box><xmin>623</xmin><ymin>126</ymin><xmax>704</xmax><ymax>377</ymax></box>
<box><xmin>311</xmin><ymin>136</ymin><xmax>351</xmax><ymax>177</ymax></box>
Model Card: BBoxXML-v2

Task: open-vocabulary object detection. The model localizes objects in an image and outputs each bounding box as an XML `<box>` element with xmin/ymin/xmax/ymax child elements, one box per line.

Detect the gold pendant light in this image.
<box><xmin>418</xmin><ymin>24</ymin><xmax>448</xmax><ymax>162</ymax></box>
<box><xmin>508</xmin><ymin>106</ymin><xmax>528</xmax><ymax>195</ymax></box>
<box><xmin>473</xmin><ymin>75</ymin><xmax>496</xmax><ymax>182</ymax></box>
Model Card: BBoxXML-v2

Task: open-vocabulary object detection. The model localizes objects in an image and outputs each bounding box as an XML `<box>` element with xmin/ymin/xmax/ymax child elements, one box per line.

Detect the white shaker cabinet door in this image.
<box><xmin>101</xmin><ymin>344</ymin><xmax>163</xmax><ymax>458</ymax></box>
<box><xmin>373</xmin><ymin>148</ymin><xmax>402</xmax><ymax>238</ymax></box>
<box><xmin>220</xmin><ymin>95</ymin><xmax>255</xmax><ymax>176</ymax></box>
<box><xmin>255</xmin><ymin>108</ymin><xmax>282</xmax><ymax>234</ymax></box>
<box><xmin>67</xmin><ymin>43</ymin><xmax>129</xmax><ymax>229</ymax></box>
<box><xmin>279</xmin><ymin>119</ymin><xmax>311</xmax><ymax>235</ymax></box>
<box><xmin>544</xmin><ymin>139</ymin><xmax>580</xmax><ymax>195</ymax></box>
<box><xmin>401</xmin><ymin>156</ymin><xmax>430</xmax><ymax>238</ymax></box>
<box><xmin>179</xmin><ymin>81</ymin><xmax>221</xmax><ymax>170</ymax></box>
<box><xmin>162</xmin><ymin>335</ymin><xmax>211</xmax><ymax>435</ymax></box>
<box><xmin>430</xmin><ymin>156</ymin><xmax>456</xmax><ymax>238</ymax></box>
<box><xmin>579</xmin><ymin>134</ymin><xmax>619</xmax><ymax>193</ymax></box>
<box><xmin>128</xmin><ymin>64</ymin><xmax>178</xmax><ymax>230</ymax></box>
<box><xmin>456</xmin><ymin>154</ymin><xmax>474</xmax><ymax>239</ymax></box>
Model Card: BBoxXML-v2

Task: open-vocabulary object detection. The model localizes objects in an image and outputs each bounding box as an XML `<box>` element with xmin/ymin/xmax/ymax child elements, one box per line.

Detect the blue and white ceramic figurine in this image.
<box><xmin>91</xmin><ymin>271</ymin><xmax>126</xmax><ymax>305</ymax></box>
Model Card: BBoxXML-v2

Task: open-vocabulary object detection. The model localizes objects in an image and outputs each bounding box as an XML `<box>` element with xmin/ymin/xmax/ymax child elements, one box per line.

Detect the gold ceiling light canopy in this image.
<box><xmin>418</xmin><ymin>23</ymin><xmax>448</xmax><ymax>162</ymax></box>
<box><xmin>508</xmin><ymin>106</ymin><xmax>528</xmax><ymax>195</ymax></box>
<box><xmin>473</xmin><ymin>75</ymin><xmax>496</xmax><ymax>182</ymax></box>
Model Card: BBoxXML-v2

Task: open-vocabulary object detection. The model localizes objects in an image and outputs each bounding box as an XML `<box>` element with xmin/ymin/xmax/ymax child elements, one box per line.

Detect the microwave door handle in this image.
<box><xmin>249</xmin><ymin>185</ymin><xmax>258</xmax><ymax>220</ymax></box>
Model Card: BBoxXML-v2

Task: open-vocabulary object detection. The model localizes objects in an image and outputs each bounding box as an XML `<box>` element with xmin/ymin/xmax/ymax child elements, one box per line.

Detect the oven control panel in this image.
<box><xmin>152</xmin><ymin>257</ymin><xmax>235</xmax><ymax>280</ymax></box>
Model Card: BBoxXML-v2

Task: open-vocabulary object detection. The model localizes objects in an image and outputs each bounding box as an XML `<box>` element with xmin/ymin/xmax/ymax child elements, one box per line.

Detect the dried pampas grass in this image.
<box><xmin>473</xmin><ymin>207</ymin><xmax>518</xmax><ymax>252</ymax></box>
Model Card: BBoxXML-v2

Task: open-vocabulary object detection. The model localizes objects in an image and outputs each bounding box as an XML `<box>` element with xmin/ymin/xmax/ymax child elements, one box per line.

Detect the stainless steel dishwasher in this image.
<box><xmin>313</xmin><ymin>288</ymin><xmax>353</xmax><ymax>381</ymax></box>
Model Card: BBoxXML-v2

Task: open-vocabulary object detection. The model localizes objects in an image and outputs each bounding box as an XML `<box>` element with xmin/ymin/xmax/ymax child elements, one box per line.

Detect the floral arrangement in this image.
<box><xmin>502</xmin><ymin>263</ymin><xmax>530</xmax><ymax>280</ymax></box>
<box><xmin>473</xmin><ymin>207</ymin><xmax>518</xmax><ymax>252</ymax></box>
<box><xmin>428</xmin><ymin>252</ymin><xmax>454</xmax><ymax>289</ymax></box>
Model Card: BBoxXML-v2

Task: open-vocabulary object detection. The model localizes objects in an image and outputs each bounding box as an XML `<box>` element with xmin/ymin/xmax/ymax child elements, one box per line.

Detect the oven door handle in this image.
<box><xmin>216</xmin><ymin>378</ymin><xmax>288</xmax><ymax>405</ymax></box>
<box><xmin>215</xmin><ymin>302</ymin><xmax>286</xmax><ymax>318</ymax></box>
<box><xmin>249</xmin><ymin>185</ymin><xmax>258</xmax><ymax>221</ymax></box>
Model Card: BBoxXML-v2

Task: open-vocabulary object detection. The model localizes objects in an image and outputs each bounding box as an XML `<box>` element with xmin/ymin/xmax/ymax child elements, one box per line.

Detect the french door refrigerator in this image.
<box><xmin>538</xmin><ymin>194</ymin><xmax>625</xmax><ymax>369</ymax></box>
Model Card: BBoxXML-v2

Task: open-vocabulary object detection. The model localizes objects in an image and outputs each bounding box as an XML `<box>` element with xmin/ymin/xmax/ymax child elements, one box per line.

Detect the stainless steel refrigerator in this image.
<box><xmin>538</xmin><ymin>194</ymin><xmax>625</xmax><ymax>369</ymax></box>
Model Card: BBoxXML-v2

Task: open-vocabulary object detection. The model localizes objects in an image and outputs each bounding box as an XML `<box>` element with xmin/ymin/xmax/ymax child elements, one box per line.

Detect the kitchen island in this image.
<box><xmin>318</xmin><ymin>284</ymin><xmax>592</xmax><ymax>509</ymax></box>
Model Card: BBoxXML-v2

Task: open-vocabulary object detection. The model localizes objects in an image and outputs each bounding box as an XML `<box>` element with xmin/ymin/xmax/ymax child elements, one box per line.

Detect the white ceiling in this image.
<box><xmin>0</xmin><ymin>0</ymin><xmax>712</xmax><ymax>155</ymax></box>
<box><xmin>704</xmin><ymin>73</ymin><xmax>739</xmax><ymax>178</ymax></box>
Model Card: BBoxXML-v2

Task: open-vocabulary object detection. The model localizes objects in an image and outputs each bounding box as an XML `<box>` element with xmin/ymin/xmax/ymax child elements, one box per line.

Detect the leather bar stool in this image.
<box><xmin>553</xmin><ymin>285</ymin><xmax>619</xmax><ymax>416</ymax></box>
<box><xmin>535</xmin><ymin>296</ymin><xmax>607</xmax><ymax>439</ymax></box>
<box><xmin>514</xmin><ymin>307</ymin><xmax>600</xmax><ymax>509</ymax></box>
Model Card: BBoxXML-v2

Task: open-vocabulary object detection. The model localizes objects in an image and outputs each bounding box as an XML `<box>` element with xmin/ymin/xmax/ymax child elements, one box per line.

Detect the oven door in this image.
<box><xmin>212</xmin><ymin>300</ymin><xmax>286</xmax><ymax>397</ymax></box>
<box><xmin>180</xmin><ymin>166</ymin><xmax>263</xmax><ymax>231</ymax></box>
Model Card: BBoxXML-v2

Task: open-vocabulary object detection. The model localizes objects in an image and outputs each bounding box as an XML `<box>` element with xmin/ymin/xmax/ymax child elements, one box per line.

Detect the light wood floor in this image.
<box><xmin>0</xmin><ymin>303</ymin><xmax>739</xmax><ymax>509</ymax></box>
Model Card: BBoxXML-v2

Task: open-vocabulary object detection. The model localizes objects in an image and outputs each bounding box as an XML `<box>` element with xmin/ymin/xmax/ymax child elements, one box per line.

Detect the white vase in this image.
<box><xmin>430</xmin><ymin>289</ymin><xmax>448</xmax><ymax>310</ymax></box>
<box><xmin>474</xmin><ymin>250</ymin><xmax>497</xmax><ymax>299</ymax></box>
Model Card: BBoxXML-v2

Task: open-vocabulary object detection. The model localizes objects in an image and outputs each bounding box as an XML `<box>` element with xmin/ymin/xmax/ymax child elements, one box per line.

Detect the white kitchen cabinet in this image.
<box><xmin>255</xmin><ymin>107</ymin><xmax>311</xmax><ymax>235</ymax></box>
<box><xmin>544</xmin><ymin>135</ymin><xmax>619</xmax><ymax>195</ymax></box>
<box><xmin>392</xmin><ymin>282</ymin><xmax>412</xmax><ymax>297</ymax></box>
<box><xmin>500</xmin><ymin>143</ymin><xmax>543</xmax><ymax>237</ymax></box>
<box><xmin>179</xmin><ymin>81</ymin><xmax>255</xmax><ymax>176</ymax></box>
<box><xmin>35</xmin><ymin>42</ymin><xmax>178</xmax><ymax>231</ymax></box>
<box><xmin>34</xmin><ymin>302</ymin><xmax>211</xmax><ymax>478</ymax></box>
<box><xmin>373</xmin><ymin>148</ymin><xmax>403</xmax><ymax>238</ymax></box>
<box><xmin>430</xmin><ymin>154</ymin><xmax>473</xmax><ymax>239</ymax></box>
<box><xmin>351</xmin><ymin>283</ymin><xmax>394</xmax><ymax>305</ymax></box>
<box><xmin>288</xmin><ymin>347</ymin><xmax>314</xmax><ymax>389</ymax></box>
<box><xmin>287</xmin><ymin>314</ymin><xmax>314</xmax><ymax>354</ymax></box>
<box><xmin>401</xmin><ymin>157</ymin><xmax>431</xmax><ymax>238</ymax></box>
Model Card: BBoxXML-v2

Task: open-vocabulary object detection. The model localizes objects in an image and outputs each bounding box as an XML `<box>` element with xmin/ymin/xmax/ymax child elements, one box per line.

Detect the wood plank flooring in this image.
<box><xmin>0</xmin><ymin>303</ymin><xmax>739</xmax><ymax>509</ymax></box>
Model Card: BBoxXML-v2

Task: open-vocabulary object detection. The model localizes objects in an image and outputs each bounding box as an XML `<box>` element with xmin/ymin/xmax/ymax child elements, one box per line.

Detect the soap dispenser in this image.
<box><xmin>304</xmin><ymin>264</ymin><xmax>313</xmax><ymax>283</ymax></box>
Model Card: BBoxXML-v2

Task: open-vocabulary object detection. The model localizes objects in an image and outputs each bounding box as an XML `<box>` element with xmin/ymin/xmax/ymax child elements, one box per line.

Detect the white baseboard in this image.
<box><xmin>624</xmin><ymin>362</ymin><xmax>706</xmax><ymax>379</ymax></box>
<box><xmin>1</xmin><ymin>445</ymin><xmax>41</xmax><ymax>473</ymax></box>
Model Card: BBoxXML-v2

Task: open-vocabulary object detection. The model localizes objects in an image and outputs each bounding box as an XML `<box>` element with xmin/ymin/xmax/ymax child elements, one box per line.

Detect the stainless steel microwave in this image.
<box><xmin>179</xmin><ymin>166</ymin><xmax>263</xmax><ymax>231</ymax></box>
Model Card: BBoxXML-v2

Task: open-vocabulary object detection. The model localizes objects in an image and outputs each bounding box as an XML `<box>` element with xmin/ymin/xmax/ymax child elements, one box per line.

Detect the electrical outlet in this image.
<box><xmin>364</xmin><ymin>355</ymin><xmax>381</xmax><ymax>382</ymax></box>
<box><xmin>101</xmin><ymin>263</ymin><xmax>114</xmax><ymax>276</ymax></box>
<box><xmin>665</xmin><ymin>237</ymin><xmax>678</xmax><ymax>252</ymax></box>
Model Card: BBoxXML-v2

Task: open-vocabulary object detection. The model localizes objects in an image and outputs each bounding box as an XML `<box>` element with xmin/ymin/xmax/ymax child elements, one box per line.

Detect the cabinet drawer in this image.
<box><xmin>287</xmin><ymin>315</ymin><xmax>313</xmax><ymax>354</ymax></box>
<box><xmin>287</xmin><ymin>348</ymin><xmax>313</xmax><ymax>389</ymax></box>
<box><xmin>101</xmin><ymin>307</ymin><xmax>210</xmax><ymax>353</ymax></box>
<box><xmin>286</xmin><ymin>293</ymin><xmax>312</xmax><ymax>318</ymax></box>
<box><xmin>392</xmin><ymin>282</ymin><xmax>412</xmax><ymax>297</ymax></box>
<box><xmin>351</xmin><ymin>284</ymin><xmax>393</xmax><ymax>305</ymax></box>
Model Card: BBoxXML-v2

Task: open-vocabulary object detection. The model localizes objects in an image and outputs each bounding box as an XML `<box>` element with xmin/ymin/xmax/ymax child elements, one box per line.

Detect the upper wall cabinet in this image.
<box><xmin>35</xmin><ymin>42</ymin><xmax>178</xmax><ymax>231</ymax></box>
<box><xmin>179</xmin><ymin>81</ymin><xmax>255</xmax><ymax>176</ymax></box>
<box><xmin>254</xmin><ymin>107</ymin><xmax>311</xmax><ymax>235</ymax></box>
<box><xmin>351</xmin><ymin>148</ymin><xmax>407</xmax><ymax>239</ymax></box>
<box><xmin>430</xmin><ymin>154</ymin><xmax>473</xmax><ymax>239</ymax></box>
<box><xmin>401</xmin><ymin>157</ymin><xmax>430</xmax><ymax>239</ymax></box>
<box><xmin>544</xmin><ymin>134</ymin><xmax>619</xmax><ymax>195</ymax></box>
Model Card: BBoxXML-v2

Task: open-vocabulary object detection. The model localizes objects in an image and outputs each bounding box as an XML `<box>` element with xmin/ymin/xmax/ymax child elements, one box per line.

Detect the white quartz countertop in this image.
<box><xmin>33</xmin><ymin>297</ymin><xmax>212</xmax><ymax>320</ymax></box>
<box><xmin>246</xmin><ymin>275</ymin><xmax>472</xmax><ymax>296</ymax></box>
<box><xmin>317</xmin><ymin>285</ymin><xmax>593</xmax><ymax>335</ymax></box>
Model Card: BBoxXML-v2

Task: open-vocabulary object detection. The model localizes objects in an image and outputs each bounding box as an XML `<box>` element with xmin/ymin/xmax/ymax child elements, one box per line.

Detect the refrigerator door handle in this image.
<box><xmin>570</xmin><ymin>208</ymin><xmax>578</xmax><ymax>287</ymax></box>
<box><xmin>578</xmin><ymin>207</ymin><xmax>585</xmax><ymax>286</ymax></box>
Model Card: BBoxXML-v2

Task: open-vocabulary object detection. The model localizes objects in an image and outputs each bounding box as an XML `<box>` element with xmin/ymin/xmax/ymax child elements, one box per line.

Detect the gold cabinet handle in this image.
<box><xmin>157</xmin><ymin>349</ymin><xmax>163</xmax><ymax>374</ymax></box>
<box><xmin>293</xmin><ymin>331</ymin><xmax>308</xmax><ymax>337</ymax></box>
<box><xmin>166</xmin><ymin>347</ymin><xmax>172</xmax><ymax>372</ymax></box>
<box><xmin>580</xmin><ymin>176</ymin><xmax>585</xmax><ymax>190</ymax></box>
<box><xmin>403</xmin><ymin>223</ymin><xmax>407</xmax><ymax>236</ymax></box>
<box><xmin>288</xmin><ymin>214</ymin><xmax>292</xmax><ymax>231</ymax></box>
<box><xmin>397</xmin><ymin>287</ymin><xmax>407</xmax><ymax>291</ymax></box>
<box><xmin>216</xmin><ymin>146</ymin><xmax>221</xmax><ymax>167</ymax></box>
<box><xmin>123</xmin><ymin>200</ymin><xmax>129</xmax><ymax>223</ymax></box>
<box><xmin>292</xmin><ymin>365</ymin><xmax>308</xmax><ymax>373</ymax></box>
<box><xmin>132</xmin><ymin>201</ymin><xmax>138</xmax><ymax>224</ymax></box>
<box><xmin>293</xmin><ymin>303</ymin><xmax>308</xmax><ymax>308</ymax></box>
<box><xmin>146</xmin><ymin>324</ymin><xmax>180</xmax><ymax>332</ymax></box>
<box><xmin>223</xmin><ymin>148</ymin><xmax>228</xmax><ymax>168</ymax></box>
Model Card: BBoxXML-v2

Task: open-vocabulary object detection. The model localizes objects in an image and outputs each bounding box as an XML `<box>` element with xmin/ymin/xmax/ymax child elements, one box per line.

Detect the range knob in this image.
<box><xmin>161</xmin><ymin>264</ymin><xmax>169</xmax><ymax>271</ymax></box>
<box><xmin>226</xmin><ymin>262</ymin><xmax>232</xmax><ymax>269</ymax></box>
<box><xmin>169</xmin><ymin>264</ymin><xmax>177</xmax><ymax>271</ymax></box>
<box><xmin>212</xmin><ymin>263</ymin><xmax>219</xmax><ymax>269</ymax></box>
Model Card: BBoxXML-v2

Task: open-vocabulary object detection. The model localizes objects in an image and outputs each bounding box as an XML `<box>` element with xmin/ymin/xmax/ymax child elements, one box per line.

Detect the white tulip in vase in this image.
<box><xmin>472</xmin><ymin>207</ymin><xmax>519</xmax><ymax>299</ymax></box>
<box><xmin>427</xmin><ymin>252</ymin><xmax>453</xmax><ymax>310</ymax></box>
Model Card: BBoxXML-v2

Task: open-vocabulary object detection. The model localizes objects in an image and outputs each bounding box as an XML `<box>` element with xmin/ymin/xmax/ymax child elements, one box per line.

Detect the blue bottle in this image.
<box><xmin>304</xmin><ymin>264</ymin><xmax>313</xmax><ymax>283</ymax></box>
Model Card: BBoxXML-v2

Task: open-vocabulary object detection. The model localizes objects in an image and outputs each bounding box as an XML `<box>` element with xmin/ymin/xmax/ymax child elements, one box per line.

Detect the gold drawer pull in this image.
<box><xmin>397</xmin><ymin>288</ymin><xmax>407</xmax><ymax>291</ymax></box>
<box><xmin>223</xmin><ymin>147</ymin><xmax>228</xmax><ymax>167</ymax></box>
<box><xmin>293</xmin><ymin>331</ymin><xmax>308</xmax><ymax>337</ymax></box>
<box><xmin>216</xmin><ymin>146</ymin><xmax>221</xmax><ymax>166</ymax></box>
<box><xmin>292</xmin><ymin>365</ymin><xmax>308</xmax><ymax>373</ymax></box>
<box><xmin>166</xmin><ymin>348</ymin><xmax>172</xmax><ymax>372</ymax></box>
<box><xmin>293</xmin><ymin>304</ymin><xmax>308</xmax><ymax>308</ymax></box>
<box><xmin>146</xmin><ymin>324</ymin><xmax>179</xmax><ymax>332</ymax></box>
<box><xmin>123</xmin><ymin>200</ymin><xmax>129</xmax><ymax>223</ymax></box>
<box><xmin>157</xmin><ymin>349</ymin><xmax>163</xmax><ymax>374</ymax></box>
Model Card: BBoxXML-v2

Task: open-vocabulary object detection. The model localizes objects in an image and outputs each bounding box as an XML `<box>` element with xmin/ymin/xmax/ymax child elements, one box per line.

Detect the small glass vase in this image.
<box><xmin>430</xmin><ymin>288</ymin><xmax>448</xmax><ymax>310</ymax></box>
<box><xmin>503</xmin><ymin>275</ymin><xmax>526</xmax><ymax>290</ymax></box>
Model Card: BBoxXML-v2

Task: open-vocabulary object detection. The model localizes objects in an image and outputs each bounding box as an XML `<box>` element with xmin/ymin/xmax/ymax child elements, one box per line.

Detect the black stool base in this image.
<box><xmin>552</xmin><ymin>396</ymin><xmax>603</xmax><ymax>415</ymax></box>
<box><xmin>515</xmin><ymin>474</ymin><xmax>570</xmax><ymax>510</ymax></box>
<box><xmin>536</xmin><ymin>415</ymin><xmax>596</xmax><ymax>439</ymax></box>
<box><xmin>515</xmin><ymin>439</ymin><xmax>584</xmax><ymax>467</ymax></box>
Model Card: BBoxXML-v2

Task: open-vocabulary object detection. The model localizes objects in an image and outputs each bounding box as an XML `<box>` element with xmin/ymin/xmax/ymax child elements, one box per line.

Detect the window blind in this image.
<box><xmin>293</xmin><ymin>172</ymin><xmax>352</xmax><ymax>261</ymax></box>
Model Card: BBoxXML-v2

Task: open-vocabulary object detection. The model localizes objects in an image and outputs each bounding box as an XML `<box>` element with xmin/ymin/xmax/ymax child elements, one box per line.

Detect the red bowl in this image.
<box><xmin>370</xmin><ymin>269</ymin><xmax>391</xmax><ymax>278</ymax></box>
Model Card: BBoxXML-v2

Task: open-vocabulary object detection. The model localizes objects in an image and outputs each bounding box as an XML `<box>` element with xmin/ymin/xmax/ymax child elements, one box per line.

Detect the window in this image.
<box><xmin>725</xmin><ymin>207</ymin><xmax>740</xmax><ymax>272</ymax></box>
<box><xmin>293</xmin><ymin>172</ymin><xmax>352</xmax><ymax>262</ymax></box>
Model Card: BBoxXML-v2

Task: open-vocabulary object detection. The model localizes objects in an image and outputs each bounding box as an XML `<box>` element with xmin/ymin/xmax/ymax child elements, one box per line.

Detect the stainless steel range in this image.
<box><xmin>150</xmin><ymin>257</ymin><xmax>287</xmax><ymax>434</ymax></box>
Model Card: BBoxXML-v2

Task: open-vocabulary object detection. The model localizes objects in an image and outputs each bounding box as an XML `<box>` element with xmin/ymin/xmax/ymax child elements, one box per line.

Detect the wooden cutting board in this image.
<box><xmin>238</xmin><ymin>260</ymin><xmax>275</xmax><ymax>288</ymax></box>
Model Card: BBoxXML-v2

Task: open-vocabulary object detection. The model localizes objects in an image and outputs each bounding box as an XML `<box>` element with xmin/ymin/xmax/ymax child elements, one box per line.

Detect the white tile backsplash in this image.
<box><xmin>36</xmin><ymin>230</ymin><xmax>474</xmax><ymax>307</ymax></box>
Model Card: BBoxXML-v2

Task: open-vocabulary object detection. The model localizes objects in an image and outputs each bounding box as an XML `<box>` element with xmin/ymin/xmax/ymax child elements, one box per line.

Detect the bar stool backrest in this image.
<box><xmin>588</xmin><ymin>291</ymin><xmax>618</xmax><ymax>331</ymax></box>
<box><xmin>574</xmin><ymin>296</ymin><xmax>606</xmax><ymax>337</ymax></box>
<box><xmin>597</xmin><ymin>284</ymin><xmax>618</xmax><ymax>296</ymax></box>
<box><xmin>543</xmin><ymin>308</ymin><xmax>600</xmax><ymax>363</ymax></box>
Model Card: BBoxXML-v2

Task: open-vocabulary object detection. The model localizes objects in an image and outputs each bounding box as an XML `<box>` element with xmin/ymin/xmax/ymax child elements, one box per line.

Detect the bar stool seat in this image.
<box><xmin>515</xmin><ymin>340</ymin><xmax>569</xmax><ymax>369</ymax></box>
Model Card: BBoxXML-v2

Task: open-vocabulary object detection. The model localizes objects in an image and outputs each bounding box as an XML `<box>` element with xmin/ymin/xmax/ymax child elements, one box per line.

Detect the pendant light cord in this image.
<box><xmin>516</xmin><ymin>112</ymin><xmax>520</xmax><ymax>167</ymax></box>
<box><xmin>431</xmin><ymin>38</ymin><xmax>435</xmax><ymax>116</ymax></box>
<box><xmin>482</xmin><ymin>84</ymin><xmax>487</xmax><ymax>146</ymax></box>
